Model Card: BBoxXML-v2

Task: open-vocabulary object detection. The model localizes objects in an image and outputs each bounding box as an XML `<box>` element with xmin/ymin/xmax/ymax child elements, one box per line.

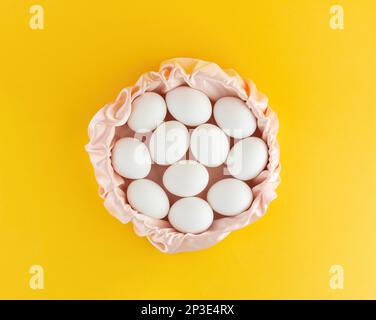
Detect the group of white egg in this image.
<box><xmin>111</xmin><ymin>86</ymin><xmax>268</xmax><ymax>234</ymax></box>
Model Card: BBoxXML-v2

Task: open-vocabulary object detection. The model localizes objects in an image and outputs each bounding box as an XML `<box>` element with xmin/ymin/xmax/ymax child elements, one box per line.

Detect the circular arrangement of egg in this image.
<box><xmin>111</xmin><ymin>86</ymin><xmax>268</xmax><ymax>234</ymax></box>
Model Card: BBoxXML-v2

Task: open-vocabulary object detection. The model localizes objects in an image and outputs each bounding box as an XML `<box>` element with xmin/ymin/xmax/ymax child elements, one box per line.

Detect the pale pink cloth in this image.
<box><xmin>86</xmin><ymin>58</ymin><xmax>280</xmax><ymax>253</ymax></box>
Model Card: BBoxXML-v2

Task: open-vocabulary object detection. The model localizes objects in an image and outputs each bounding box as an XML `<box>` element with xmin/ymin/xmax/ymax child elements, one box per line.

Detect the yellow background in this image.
<box><xmin>0</xmin><ymin>0</ymin><xmax>375</xmax><ymax>299</ymax></box>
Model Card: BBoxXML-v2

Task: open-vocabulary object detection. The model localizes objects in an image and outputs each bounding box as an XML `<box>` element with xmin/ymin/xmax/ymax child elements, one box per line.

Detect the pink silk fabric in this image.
<box><xmin>85</xmin><ymin>58</ymin><xmax>281</xmax><ymax>253</ymax></box>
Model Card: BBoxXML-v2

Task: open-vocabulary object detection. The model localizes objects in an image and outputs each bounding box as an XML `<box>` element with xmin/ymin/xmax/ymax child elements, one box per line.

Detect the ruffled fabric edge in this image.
<box><xmin>85</xmin><ymin>58</ymin><xmax>281</xmax><ymax>253</ymax></box>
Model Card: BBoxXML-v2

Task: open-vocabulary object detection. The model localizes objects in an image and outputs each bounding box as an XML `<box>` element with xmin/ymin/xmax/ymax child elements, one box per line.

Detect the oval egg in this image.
<box><xmin>127</xmin><ymin>179</ymin><xmax>170</xmax><ymax>219</ymax></box>
<box><xmin>190</xmin><ymin>124</ymin><xmax>229</xmax><ymax>167</ymax></box>
<box><xmin>149</xmin><ymin>121</ymin><xmax>190</xmax><ymax>165</ymax></box>
<box><xmin>213</xmin><ymin>97</ymin><xmax>257</xmax><ymax>139</ymax></box>
<box><xmin>111</xmin><ymin>137</ymin><xmax>151</xmax><ymax>179</ymax></box>
<box><xmin>207</xmin><ymin>178</ymin><xmax>253</xmax><ymax>216</ymax></box>
<box><xmin>127</xmin><ymin>92</ymin><xmax>167</xmax><ymax>133</ymax></box>
<box><xmin>163</xmin><ymin>160</ymin><xmax>209</xmax><ymax>197</ymax></box>
<box><xmin>166</xmin><ymin>86</ymin><xmax>212</xmax><ymax>126</ymax></box>
<box><xmin>226</xmin><ymin>137</ymin><xmax>268</xmax><ymax>180</ymax></box>
<box><xmin>168</xmin><ymin>197</ymin><xmax>213</xmax><ymax>234</ymax></box>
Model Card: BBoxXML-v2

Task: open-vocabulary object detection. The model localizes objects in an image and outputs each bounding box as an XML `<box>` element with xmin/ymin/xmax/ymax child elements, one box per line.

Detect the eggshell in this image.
<box><xmin>226</xmin><ymin>137</ymin><xmax>268</xmax><ymax>180</ymax></box>
<box><xmin>111</xmin><ymin>137</ymin><xmax>151</xmax><ymax>179</ymax></box>
<box><xmin>149</xmin><ymin>121</ymin><xmax>190</xmax><ymax>165</ymax></box>
<box><xmin>213</xmin><ymin>97</ymin><xmax>257</xmax><ymax>139</ymax></box>
<box><xmin>168</xmin><ymin>197</ymin><xmax>213</xmax><ymax>234</ymax></box>
<box><xmin>207</xmin><ymin>178</ymin><xmax>253</xmax><ymax>216</ymax></box>
<box><xmin>165</xmin><ymin>86</ymin><xmax>212</xmax><ymax>126</ymax></box>
<box><xmin>127</xmin><ymin>179</ymin><xmax>170</xmax><ymax>219</ymax></box>
<box><xmin>127</xmin><ymin>92</ymin><xmax>167</xmax><ymax>133</ymax></box>
<box><xmin>163</xmin><ymin>160</ymin><xmax>209</xmax><ymax>197</ymax></box>
<box><xmin>190</xmin><ymin>124</ymin><xmax>229</xmax><ymax>167</ymax></box>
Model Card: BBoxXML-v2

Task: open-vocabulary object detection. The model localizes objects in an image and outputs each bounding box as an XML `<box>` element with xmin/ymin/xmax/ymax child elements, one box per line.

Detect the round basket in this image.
<box><xmin>86</xmin><ymin>58</ymin><xmax>281</xmax><ymax>253</ymax></box>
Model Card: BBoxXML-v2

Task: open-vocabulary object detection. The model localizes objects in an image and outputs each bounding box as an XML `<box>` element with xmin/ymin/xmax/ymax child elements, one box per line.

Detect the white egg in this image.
<box><xmin>213</xmin><ymin>97</ymin><xmax>257</xmax><ymax>139</ymax></box>
<box><xmin>111</xmin><ymin>137</ymin><xmax>151</xmax><ymax>179</ymax></box>
<box><xmin>168</xmin><ymin>197</ymin><xmax>213</xmax><ymax>234</ymax></box>
<box><xmin>207</xmin><ymin>178</ymin><xmax>253</xmax><ymax>216</ymax></box>
<box><xmin>127</xmin><ymin>92</ymin><xmax>167</xmax><ymax>133</ymax></box>
<box><xmin>127</xmin><ymin>179</ymin><xmax>170</xmax><ymax>219</ymax></box>
<box><xmin>165</xmin><ymin>86</ymin><xmax>212</xmax><ymax>126</ymax></box>
<box><xmin>163</xmin><ymin>160</ymin><xmax>209</xmax><ymax>197</ymax></box>
<box><xmin>190</xmin><ymin>124</ymin><xmax>229</xmax><ymax>167</ymax></box>
<box><xmin>149</xmin><ymin>121</ymin><xmax>190</xmax><ymax>165</ymax></box>
<box><xmin>226</xmin><ymin>137</ymin><xmax>268</xmax><ymax>180</ymax></box>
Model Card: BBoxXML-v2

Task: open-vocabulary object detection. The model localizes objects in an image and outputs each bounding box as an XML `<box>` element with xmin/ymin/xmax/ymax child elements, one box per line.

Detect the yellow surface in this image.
<box><xmin>0</xmin><ymin>0</ymin><xmax>375</xmax><ymax>299</ymax></box>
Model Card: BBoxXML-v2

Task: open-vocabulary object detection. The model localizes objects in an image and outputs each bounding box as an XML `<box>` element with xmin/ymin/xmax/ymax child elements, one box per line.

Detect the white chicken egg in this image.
<box><xmin>168</xmin><ymin>197</ymin><xmax>213</xmax><ymax>234</ymax></box>
<box><xmin>226</xmin><ymin>137</ymin><xmax>268</xmax><ymax>180</ymax></box>
<box><xmin>165</xmin><ymin>86</ymin><xmax>212</xmax><ymax>126</ymax></box>
<box><xmin>163</xmin><ymin>160</ymin><xmax>209</xmax><ymax>197</ymax></box>
<box><xmin>213</xmin><ymin>97</ymin><xmax>257</xmax><ymax>139</ymax></box>
<box><xmin>127</xmin><ymin>92</ymin><xmax>167</xmax><ymax>133</ymax></box>
<box><xmin>127</xmin><ymin>179</ymin><xmax>170</xmax><ymax>219</ymax></box>
<box><xmin>111</xmin><ymin>137</ymin><xmax>151</xmax><ymax>179</ymax></box>
<box><xmin>149</xmin><ymin>121</ymin><xmax>190</xmax><ymax>165</ymax></box>
<box><xmin>207</xmin><ymin>178</ymin><xmax>253</xmax><ymax>216</ymax></box>
<box><xmin>190</xmin><ymin>124</ymin><xmax>229</xmax><ymax>167</ymax></box>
